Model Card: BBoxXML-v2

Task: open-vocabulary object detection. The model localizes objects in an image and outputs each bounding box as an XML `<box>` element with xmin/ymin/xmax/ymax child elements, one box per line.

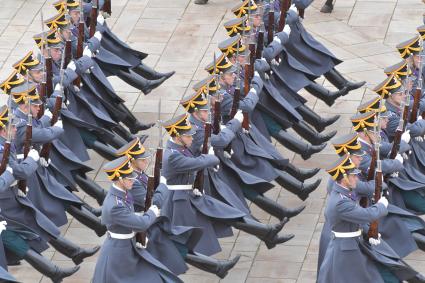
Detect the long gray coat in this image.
<box><xmin>318</xmin><ymin>182</ymin><xmax>387</xmax><ymax>283</ymax></box>
<box><xmin>93</xmin><ymin>185</ymin><xmax>182</xmax><ymax>283</ymax></box>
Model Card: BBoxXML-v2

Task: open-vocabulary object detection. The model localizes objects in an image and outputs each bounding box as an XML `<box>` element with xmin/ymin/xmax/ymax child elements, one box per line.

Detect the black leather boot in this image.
<box><xmin>185</xmin><ymin>253</ymin><xmax>241</xmax><ymax>278</ymax></box>
<box><xmin>297</xmin><ymin>105</ymin><xmax>340</xmax><ymax>132</ymax></box>
<box><xmin>413</xmin><ymin>232</ymin><xmax>425</xmax><ymax>251</ymax></box>
<box><xmin>246</xmin><ymin>193</ymin><xmax>306</xmax><ymax>219</ymax></box>
<box><xmin>293</xmin><ymin>121</ymin><xmax>337</xmax><ymax>145</ymax></box>
<box><xmin>320</xmin><ymin>0</ymin><xmax>333</xmax><ymax>13</ymax></box>
<box><xmin>275</xmin><ymin>170</ymin><xmax>321</xmax><ymax>200</ymax></box>
<box><xmin>271</xmin><ymin>130</ymin><xmax>326</xmax><ymax>160</ymax></box>
<box><xmin>324</xmin><ymin>68</ymin><xmax>366</xmax><ymax>91</ymax></box>
<box><xmin>115</xmin><ymin>68</ymin><xmax>167</xmax><ymax>94</ymax></box>
<box><xmin>23</xmin><ymin>249</ymin><xmax>80</xmax><ymax>283</ymax></box>
<box><xmin>116</xmin><ymin>103</ymin><xmax>155</xmax><ymax>134</ymax></box>
<box><xmin>132</xmin><ymin>64</ymin><xmax>175</xmax><ymax>80</ymax></box>
<box><xmin>49</xmin><ymin>237</ymin><xmax>100</xmax><ymax>265</ymax></box>
<box><xmin>113</xmin><ymin>124</ymin><xmax>136</xmax><ymax>142</ymax></box>
<box><xmin>304</xmin><ymin>83</ymin><xmax>348</xmax><ymax>106</ymax></box>
<box><xmin>284</xmin><ymin>163</ymin><xmax>320</xmax><ymax>181</ymax></box>
<box><xmin>74</xmin><ymin>173</ymin><xmax>107</xmax><ymax>205</ymax></box>
<box><xmin>66</xmin><ymin>205</ymin><xmax>107</xmax><ymax>237</ymax></box>
<box><xmin>231</xmin><ymin>218</ymin><xmax>294</xmax><ymax>249</ymax></box>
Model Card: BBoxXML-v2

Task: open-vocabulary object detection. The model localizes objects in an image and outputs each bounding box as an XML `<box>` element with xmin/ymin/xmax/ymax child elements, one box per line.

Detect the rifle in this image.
<box><xmin>389</xmin><ymin>119</ymin><xmax>403</xmax><ymax>159</ymax></box>
<box><xmin>368</xmin><ymin>158</ymin><xmax>382</xmax><ymax>239</ymax></box>
<box><xmin>89</xmin><ymin>0</ymin><xmax>98</xmax><ymax>38</ymax></box>
<box><xmin>103</xmin><ymin>0</ymin><xmax>112</xmax><ymax>16</ymax></box>
<box><xmin>40</xmin><ymin>46</ymin><xmax>66</xmax><ymax>160</ymax></box>
<box><xmin>299</xmin><ymin>8</ymin><xmax>305</xmax><ymax>19</ymax></box>
<box><xmin>278</xmin><ymin>0</ymin><xmax>291</xmax><ymax>32</ymax></box>
<box><xmin>74</xmin><ymin>0</ymin><xmax>85</xmax><ymax>87</ymax></box>
<box><xmin>242</xmin><ymin>63</ymin><xmax>251</xmax><ymax>131</ymax></box>
<box><xmin>45</xmin><ymin>56</ymin><xmax>53</xmax><ymax>97</ymax></box>
<box><xmin>256</xmin><ymin>30</ymin><xmax>264</xmax><ymax>60</ymax></box>
<box><xmin>412</xmin><ymin>52</ymin><xmax>424</xmax><ymax>122</ymax></box>
<box><xmin>0</xmin><ymin>98</ymin><xmax>14</xmax><ymax>176</ymax></box>
<box><xmin>267</xmin><ymin>4</ymin><xmax>274</xmax><ymax>45</ymax></box>
<box><xmin>64</xmin><ymin>40</ymin><xmax>72</xmax><ymax>67</ymax></box>
<box><xmin>249</xmin><ymin>43</ymin><xmax>256</xmax><ymax>79</ymax></box>
<box><xmin>213</xmin><ymin>100</ymin><xmax>221</xmax><ymax>135</ymax></box>
<box><xmin>136</xmin><ymin>100</ymin><xmax>163</xmax><ymax>246</ymax></box>
<box><xmin>38</xmin><ymin>11</ymin><xmax>47</xmax><ymax>119</ymax></box>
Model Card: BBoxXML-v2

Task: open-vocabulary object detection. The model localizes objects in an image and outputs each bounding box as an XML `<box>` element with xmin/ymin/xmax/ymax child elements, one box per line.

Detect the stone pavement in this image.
<box><xmin>0</xmin><ymin>0</ymin><xmax>424</xmax><ymax>282</ymax></box>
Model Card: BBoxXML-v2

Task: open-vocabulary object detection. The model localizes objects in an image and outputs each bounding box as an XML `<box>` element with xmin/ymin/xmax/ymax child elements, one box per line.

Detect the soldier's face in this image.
<box><xmin>69</xmin><ymin>10</ymin><xmax>80</xmax><ymax>25</ymax></box>
<box><xmin>180</xmin><ymin>135</ymin><xmax>193</xmax><ymax>147</ymax></box>
<box><xmin>197</xmin><ymin>110</ymin><xmax>208</xmax><ymax>122</ymax></box>
<box><xmin>121</xmin><ymin>178</ymin><xmax>135</xmax><ymax>190</ymax></box>
<box><xmin>347</xmin><ymin>174</ymin><xmax>359</xmax><ymax>189</ymax></box>
<box><xmin>61</xmin><ymin>29</ymin><xmax>72</xmax><ymax>41</ymax></box>
<box><xmin>30</xmin><ymin>104</ymin><xmax>41</xmax><ymax>117</ymax></box>
<box><xmin>50</xmin><ymin>48</ymin><xmax>62</xmax><ymax>62</ymax></box>
<box><xmin>350</xmin><ymin>155</ymin><xmax>363</xmax><ymax>167</ymax></box>
<box><xmin>29</xmin><ymin>70</ymin><xmax>43</xmax><ymax>83</ymax></box>
<box><xmin>222</xmin><ymin>73</ymin><xmax>236</xmax><ymax>85</ymax></box>
<box><xmin>252</xmin><ymin>14</ymin><xmax>261</xmax><ymax>27</ymax></box>
<box><xmin>391</xmin><ymin>92</ymin><xmax>405</xmax><ymax>106</ymax></box>
<box><xmin>133</xmin><ymin>158</ymin><xmax>149</xmax><ymax>172</ymax></box>
<box><xmin>380</xmin><ymin>117</ymin><xmax>389</xmax><ymax>129</ymax></box>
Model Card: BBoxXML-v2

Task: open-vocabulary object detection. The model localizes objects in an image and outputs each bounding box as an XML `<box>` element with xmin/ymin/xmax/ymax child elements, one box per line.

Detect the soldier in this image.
<box><xmin>92</xmin><ymin>156</ymin><xmax>183</xmax><ymax>283</ymax></box>
<box><xmin>318</xmin><ymin>154</ymin><xmax>389</xmax><ymax>283</ymax></box>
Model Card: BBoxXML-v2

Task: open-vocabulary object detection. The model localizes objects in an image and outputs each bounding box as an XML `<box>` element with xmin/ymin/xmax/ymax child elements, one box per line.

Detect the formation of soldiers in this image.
<box><xmin>0</xmin><ymin>0</ymin><xmax>423</xmax><ymax>282</ymax></box>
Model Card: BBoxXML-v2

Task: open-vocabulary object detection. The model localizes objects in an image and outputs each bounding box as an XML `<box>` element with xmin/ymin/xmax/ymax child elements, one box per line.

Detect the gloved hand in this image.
<box><xmin>44</xmin><ymin>108</ymin><xmax>53</xmax><ymax>119</ymax></box>
<box><xmin>283</xmin><ymin>24</ymin><xmax>291</xmax><ymax>36</ymax></box>
<box><xmin>223</xmin><ymin>149</ymin><xmax>234</xmax><ymax>159</ymax></box>
<box><xmin>83</xmin><ymin>46</ymin><xmax>92</xmax><ymax>58</ymax></box>
<box><xmin>5</xmin><ymin>166</ymin><xmax>13</xmax><ymax>175</ymax></box>
<box><xmin>97</xmin><ymin>14</ymin><xmax>105</xmax><ymax>25</ymax></box>
<box><xmin>39</xmin><ymin>157</ymin><xmax>50</xmax><ymax>168</ymax></box>
<box><xmin>271</xmin><ymin>58</ymin><xmax>279</xmax><ymax>66</ymax></box>
<box><xmin>54</xmin><ymin>83</ymin><xmax>61</xmax><ymax>91</ymax></box>
<box><xmin>402</xmin><ymin>152</ymin><xmax>409</xmax><ymax>160</ymax></box>
<box><xmin>289</xmin><ymin>3</ymin><xmax>298</xmax><ymax>13</ymax></box>
<box><xmin>390</xmin><ymin>172</ymin><xmax>399</xmax><ymax>178</ymax></box>
<box><xmin>250</xmin><ymin>87</ymin><xmax>257</xmax><ymax>96</ymax></box>
<box><xmin>148</xmin><ymin>205</ymin><xmax>160</xmax><ymax>217</ymax></box>
<box><xmin>0</xmin><ymin>221</ymin><xmax>7</xmax><ymax>234</ymax></box>
<box><xmin>17</xmin><ymin>187</ymin><xmax>29</xmax><ymax>198</ymax></box>
<box><xmin>94</xmin><ymin>31</ymin><xmax>102</xmax><ymax>41</ymax></box>
<box><xmin>193</xmin><ymin>188</ymin><xmax>203</xmax><ymax>197</ymax></box>
<box><xmin>160</xmin><ymin>176</ymin><xmax>167</xmax><ymax>185</ymax></box>
<box><xmin>378</xmin><ymin>196</ymin><xmax>389</xmax><ymax>208</ymax></box>
<box><xmin>54</xmin><ymin>120</ymin><xmax>63</xmax><ymax>129</ymax></box>
<box><xmin>28</xmin><ymin>149</ymin><xmax>40</xmax><ymax>162</ymax></box>
<box><xmin>208</xmin><ymin>146</ymin><xmax>215</xmax><ymax>155</ymax></box>
<box><xmin>395</xmin><ymin>153</ymin><xmax>404</xmax><ymax>164</ymax></box>
<box><xmin>220</xmin><ymin>124</ymin><xmax>226</xmax><ymax>130</ymax></box>
<box><xmin>418</xmin><ymin>115</ymin><xmax>423</xmax><ymax>121</ymax></box>
<box><xmin>67</xmin><ymin>60</ymin><xmax>76</xmax><ymax>71</ymax></box>
<box><xmin>368</xmin><ymin>233</ymin><xmax>381</xmax><ymax>246</ymax></box>
<box><xmin>273</xmin><ymin>36</ymin><xmax>281</xmax><ymax>45</ymax></box>
<box><xmin>254</xmin><ymin>71</ymin><xmax>260</xmax><ymax>78</ymax></box>
<box><xmin>234</xmin><ymin>110</ymin><xmax>244</xmax><ymax>123</ymax></box>
<box><xmin>135</xmin><ymin>237</ymin><xmax>148</xmax><ymax>249</ymax></box>
<box><xmin>401</xmin><ymin>130</ymin><xmax>411</xmax><ymax>143</ymax></box>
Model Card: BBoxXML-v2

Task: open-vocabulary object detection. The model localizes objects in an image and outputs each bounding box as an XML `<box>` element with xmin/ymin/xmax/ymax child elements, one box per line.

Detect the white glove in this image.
<box><xmin>39</xmin><ymin>157</ymin><xmax>50</xmax><ymax>168</ymax></box>
<box><xmin>401</xmin><ymin>130</ymin><xmax>411</xmax><ymax>143</ymax></box>
<box><xmin>193</xmin><ymin>188</ymin><xmax>203</xmax><ymax>197</ymax></box>
<box><xmin>54</xmin><ymin>120</ymin><xmax>63</xmax><ymax>129</ymax></box>
<box><xmin>67</xmin><ymin>60</ymin><xmax>76</xmax><ymax>71</ymax></box>
<box><xmin>250</xmin><ymin>87</ymin><xmax>257</xmax><ymax>95</ymax></box>
<box><xmin>160</xmin><ymin>175</ymin><xmax>167</xmax><ymax>185</ymax></box>
<box><xmin>208</xmin><ymin>146</ymin><xmax>215</xmax><ymax>155</ymax></box>
<box><xmin>418</xmin><ymin>115</ymin><xmax>423</xmax><ymax>120</ymax></box>
<box><xmin>368</xmin><ymin>233</ymin><xmax>381</xmax><ymax>246</ymax></box>
<box><xmin>135</xmin><ymin>237</ymin><xmax>148</xmax><ymax>249</ymax></box>
<box><xmin>97</xmin><ymin>14</ymin><xmax>105</xmax><ymax>25</ymax></box>
<box><xmin>44</xmin><ymin>108</ymin><xmax>53</xmax><ymax>119</ymax></box>
<box><xmin>390</xmin><ymin>172</ymin><xmax>399</xmax><ymax>178</ymax></box>
<box><xmin>223</xmin><ymin>150</ymin><xmax>233</xmax><ymax>159</ymax></box>
<box><xmin>271</xmin><ymin>59</ymin><xmax>279</xmax><ymax>66</ymax></box>
<box><xmin>0</xmin><ymin>221</ymin><xmax>7</xmax><ymax>234</ymax></box>
<box><xmin>261</xmin><ymin>57</ymin><xmax>267</xmax><ymax>63</ymax></box>
<box><xmin>395</xmin><ymin>153</ymin><xmax>404</xmax><ymax>164</ymax></box>
<box><xmin>378</xmin><ymin>196</ymin><xmax>389</xmax><ymax>208</ymax></box>
<box><xmin>148</xmin><ymin>205</ymin><xmax>160</xmax><ymax>217</ymax></box>
<box><xmin>254</xmin><ymin>71</ymin><xmax>260</xmax><ymax>78</ymax></box>
<box><xmin>402</xmin><ymin>152</ymin><xmax>409</xmax><ymax>160</ymax></box>
<box><xmin>94</xmin><ymin>31</ymin><xmax>102</xmax><ymax>41</ymax></box>
<box><xmin>17</xmin><ymin>187</ymin><xmax>28</xmax><ymax>198</ymax></box>
<box><xmin>273</xmin><ymin>36</ymin><xmax>281</xmax><ymax>45</ymax></box>
<box><xmin>234</xmin><ymin>110</ymin><xmax>244</xmax><ymax>123</ymax></box>
<box><xmin>283</xmin><ymin>24</ymin><xmax>291</xmax><ymax>36</ymax></box>
<box><xmin>289</xmin><ymin>3</ymin><xmax>298</xmax><ymax>13</ymax></box>
<box><xmin>54</xmin><ymin>84</ymin><xmax>61</xmax><ymax>91</ymax></box>
<box><xmin>28</xmin><ymin>149</ymin><xmax>40</xmax><ymax>162</ymax></box>
<box><xmin>220</xmin><ymin>124</ymin><xmax>226</xmax><ymax>130</ymax></box>
<box><xmin>5</xmin><ymin>166</ymin><xmax>13</xmax><ymax>175</ymax></box>
<box><xmin>415</xmin><ymin>136</ymin><xmax>424</xmax><ymax>142</ymax></box>
<box><xmin>83</xmin><ymin>46</ymin><xmax>92</xmax><ymax>58</ymax></box>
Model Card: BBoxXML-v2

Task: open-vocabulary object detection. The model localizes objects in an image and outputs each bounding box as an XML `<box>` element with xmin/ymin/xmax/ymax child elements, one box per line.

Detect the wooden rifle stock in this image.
<box><xmin>299</xmin><ymin>8</ymin><xmax>305</xmax><ymax>19</ymax></box>
<box><xmin>278</xmin><ymin>0</ymin><xmax>291</xmax><ymax>32</ymax></box>
<box><xmin>45</xmin><ymin>57</ymin><xmax>53</xmax><ymax>97</ymax></box>
<box><xmin>64</xmin><ymin>40</ymin><xmax>72</xmax><ymax>68</ymax></box>
<box><xmin>402</xmin><ymin>103</ymin><xmax>409</xmax><ymax>130</ymax></box>
<box><xmin>242</xmin><ymin>64</ymin><xmax>250</xmax><ymax>131</ymax></box>
<box><xmin>367</xmin><ymin>170</ymin><xmax>382</xmax><ymax>239</ymax></box>
<box><xmin>0</xmin><ymin>142</ymin><xmax>11</xmax><ymax>175</ymax></box>
<box><xmin>89</xmin><ymin>1</ymin><xmax>98</xmax><ymax>38</ymax></box>
<box><xmin>38</xmin><ymin>81</ymin><xmax>47</xmax><ymax>119</ymax></box>
<box><xmin>389</xmin><ymin>128</ymin><xmax>402</xmax><ymax>159</ymax></box>
<box><xmin>40</xmin><ymin>96</ymin><xmax>62</xmax><ymax>159</ymax></box>
<box><xmin>74</xmin><ymin>21</ymin><xmax>85</xmax><ymax>87</ymax></box>
<box><xmin>193</xmin><ymin>123</ymin><xmax>211</xmax><ymax>192</ymax></box>
<box><xmin>103</xmin><ymin>0</ymin><xmax>112</xmax><ymax>15</ymax></box>
<box><xmin>256</xmin><ymin>31</ymin><xmax>264</xmax><ymax>60</ymax></box>
<box><xmin>213</xmin><ymin>101</ymin><xmax>221</xmax><ymax>135</ymax></box>
<box><xmin>410</xmin><ymin>88</ymin><xmax>421</xmax><ymax>123</ymax></box>
<box><xmin>17</xmin><ymin>123</ymin><xmax>32</xmax><ymax>193</ymax></box>
<box><xmin>230</xmin><ymin>87</ymin><xmax>241</xmax><ymax>119</ymax></box>
<box><xmin>267</xmin><ymin>10</ymin><xmax>274</xmax><ymax>45</ymax></box>
<box><xmin>249</xmin><ymin>43</ymin><xmax>256</xmax><ymax>79</ymax></box>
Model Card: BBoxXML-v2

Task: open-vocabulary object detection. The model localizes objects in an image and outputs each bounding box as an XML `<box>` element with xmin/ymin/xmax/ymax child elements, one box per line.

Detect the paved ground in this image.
<box><xmin>0</xmin><ymin>0</ymin><xmax>424</xmax><ymax>282</ymax></box>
